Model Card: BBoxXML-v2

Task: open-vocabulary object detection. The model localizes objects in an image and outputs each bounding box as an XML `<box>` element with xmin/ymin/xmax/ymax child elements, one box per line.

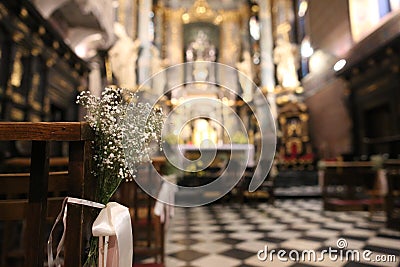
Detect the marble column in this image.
<box><xmin>154</xmin><ymin>2</ymin><xmax>164</xmax><ymax>52</ymax></box>
<box><xmin>89</xmin><ymin>62</ymin><xmax>102</xmax><ymax>97</ymax></box>
<box><xmin>117</xmin><ymin>0</ymin><xmax>137</xmax><ymax>39</ymax></box>
<box><xmin>137</xmin><ymin>0</ymin><xmax>153</xmax><ymax>85</ymax></box>
<box><xmin>258</xmin><ymin>0</ymin><xmax>277</xmax><ymax>119</ymax></box>
<box><xmin>164</xmin><ymin>9</ymin><xmax>184</xmax><ymax>99</ymax></box>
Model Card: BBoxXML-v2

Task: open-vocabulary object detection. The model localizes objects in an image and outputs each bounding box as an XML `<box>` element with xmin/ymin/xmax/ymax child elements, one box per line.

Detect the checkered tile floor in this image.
<box><xmin>154</xmin><ymin>199</ymin><xmax>400</xmax><ymax>267</ymax></box>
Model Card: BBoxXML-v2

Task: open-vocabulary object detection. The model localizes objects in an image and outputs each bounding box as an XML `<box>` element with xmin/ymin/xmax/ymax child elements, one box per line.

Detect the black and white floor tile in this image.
<box><xmin>147</xmin><ymin>199</ymin><xmax>400</xmax><ymax>267</ymax></box>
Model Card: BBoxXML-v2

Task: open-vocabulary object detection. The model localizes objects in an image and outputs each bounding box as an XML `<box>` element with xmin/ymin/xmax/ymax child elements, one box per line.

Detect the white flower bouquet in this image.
<box><xmin>76</xmin><ymin>87</ymin><xmax>164</xmax><ymax>265</ymax></box>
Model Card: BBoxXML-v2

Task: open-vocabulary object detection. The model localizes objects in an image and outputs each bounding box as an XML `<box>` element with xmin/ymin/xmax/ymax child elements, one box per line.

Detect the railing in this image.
<box><xmin>0</xmin><ymin>122</ymin><xmax>95</xmax><ymax>266</ymax></box>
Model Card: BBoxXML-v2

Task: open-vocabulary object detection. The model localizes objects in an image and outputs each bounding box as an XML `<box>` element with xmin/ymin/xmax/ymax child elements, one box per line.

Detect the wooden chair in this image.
<box><xmin>0</xmin><ymin>122</ymin><xmax>96</xmax><ymax>267</ymax></box>
<box><xmin>383</xmin><ymin>159</ymin><xmax>400</xmax><ymax>230</ymax></box>
<box><xmin>320</xmin><ymin>160</ymin><xmax>384</xmax><ymax>213</ymax></box>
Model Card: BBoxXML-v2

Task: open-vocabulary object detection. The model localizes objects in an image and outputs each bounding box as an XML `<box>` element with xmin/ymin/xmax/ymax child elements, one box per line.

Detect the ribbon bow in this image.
<box><xmin>92</xmin><ymin>202</ymin><xmax>133</xmax><ymax>267</ymax></box>
<box><xmin>47</xmin><ymin>198</ymin><xmax>132</xmax><ymax>267</ymax></box>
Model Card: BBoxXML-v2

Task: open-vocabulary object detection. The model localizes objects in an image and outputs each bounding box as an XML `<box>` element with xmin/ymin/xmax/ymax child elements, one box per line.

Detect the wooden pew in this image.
<box><xmin>383</xmin><ymin>159</ymin><xmax>400</xmax><ymax>230</ymax></box>
<box><xmin>320</xmin><ymin>161</ymin><xmax>384</xmax><ymax>212</ymax></box>
<box><xmin>0</xmin><ymin>122</ymin><xmax>95</xmax><ymax>267</ymax></box>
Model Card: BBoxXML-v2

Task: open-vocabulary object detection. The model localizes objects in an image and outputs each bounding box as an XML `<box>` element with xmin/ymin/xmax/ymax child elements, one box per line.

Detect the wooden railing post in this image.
<box><xmin>65</xmin><ymin>141</ymin><xmax>85</xmax><ymax>266</ymax></box>
<box><xmin>25</xmin><ymin>141</ymin><xmax>50</xmax><ymax>267</ymax></box>
<box><xmin>65</xmin><ymin>138</ymin><xmax>96</xmax><ymax>266</ymax></box>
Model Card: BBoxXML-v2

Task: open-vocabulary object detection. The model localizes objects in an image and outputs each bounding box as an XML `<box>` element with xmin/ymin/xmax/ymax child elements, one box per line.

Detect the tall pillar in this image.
<box><xmin>137</xmin><ymin>0</ymin><xmax>153</xmax><ymax>85</ymax></box>
<box><xmin>89</xmin><ymin>62</ymin><xmax>102</xmax><ymax>97</ymax></box>
<box><xmin>165</xmin><ymin>9</ymin><xmax>184</xmax><ymax>66</ymax></box>
<box><xmin>154</xmin><ymin>1</ymin><xmax>164</xmax><ymax>51</ymax></box>
<box><xmin>258</xmin><ymin>0</ymin><xmax>277</xmax><ymax>119</ymax></box>
<box><xmin>219</xmin><ymin>11</ymin><xmax>241</xmax><ymax>95</ymax></box>
<box><xmin>164</xmin><ymin>8</ymin><xmax>184</xmax><ymax>99</ymax></box>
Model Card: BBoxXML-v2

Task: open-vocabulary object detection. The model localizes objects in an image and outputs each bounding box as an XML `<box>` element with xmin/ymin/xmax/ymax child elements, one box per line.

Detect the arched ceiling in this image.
<box><xmin>32</xmin><ymin>0</ymin><xmax>115</xmax><ymax>60</ymax></box>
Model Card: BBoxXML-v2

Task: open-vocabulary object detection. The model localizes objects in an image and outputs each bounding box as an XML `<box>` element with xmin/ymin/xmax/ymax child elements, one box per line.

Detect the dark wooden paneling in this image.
<box><xmin>337</xmin><ymin>11</ymin><xmax>400</xmax><ymax>158</ymax></box>
<box><xmin>305</xmin><ymin>78</ymin><xmax>352</xmax><ymax>158</ymax></box>
<box><xmin>0</xmin><ymin>0</ymin><xmax>89</xmax><ymax>124</ymax></box>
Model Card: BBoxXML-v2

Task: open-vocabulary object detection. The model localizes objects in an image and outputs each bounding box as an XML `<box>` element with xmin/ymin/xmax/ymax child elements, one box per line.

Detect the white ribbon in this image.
<box><xmin>154</xmin><ymin>181</ymin><xmax>177</xmax><ymax>227</ymax></box>
<box><xmin>92</xmin><ymin>202</ymin><xmax>133</xmax><ymax>267</ymax></box>
<box><xmin>47</xmin><ymin>197</ymin><xmax>105</xmax><ymax>267</ymax></box>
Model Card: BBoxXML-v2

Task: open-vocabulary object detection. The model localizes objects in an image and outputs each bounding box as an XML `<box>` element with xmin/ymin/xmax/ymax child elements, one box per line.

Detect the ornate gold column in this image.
<box><xmin>164</xmin><ymin>8</ymin><xmax>184</xmax><ymax>65</ymax></box>
<box><xmin>218</xmin><ymin>10</ymin><xmax>242</xmax><ymax>97</ymax></box>
<box><xmin>219</xmin><ymin>10</ymin><xmax>241</xmax><ymax>66</ymax></box>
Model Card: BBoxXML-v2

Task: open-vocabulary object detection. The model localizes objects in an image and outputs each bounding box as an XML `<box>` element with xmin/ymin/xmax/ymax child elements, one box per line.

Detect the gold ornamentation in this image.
<box><xmin>31</xmin><ymin>101</ymin><xmax>41</xmax><ymax>112</ymax></box>
<box><xmin>12</xmin><ymin>32</ymin><xmax>24</xmax><ymax>43</ymax></box>
<box><xmin>33</xmin><ymin>34</ymin><xmax>45</xmax><ymax>48</ymax></box>
<box><xmin>53</xmin><ymin>41</ymin><xmax>60</xmax><ymax>49</ymax></box>
<box><xmin>0</xmin><ymin>3</ymin><xmax>9</xmax><ymax>17</ymax></box>
<box><xmin>59</xmin><ymin>79</ymin><xmax>68</xmax><ymax>89</ymax></box>
<box><xmin>276</xmin><ymin>22</ymin><xmax>291</xmax><ymax>38</ymax></box>
<box><xmin>12</xmin><ymin>93</ymin><xmax>25</xmax><ymax>105</ymax></box>
<box><xmin>219</xmin><ymin>10</ymin><xmax>241</xmax><ymax>22</ymax></box>
<box><xmin>29</xmin><ymin>114</ymin><xmax>41</xmax><ymax>122</ymax></box>
<box><xmin>165</xmin><ymin>8</ymin><xmax>185</xmax><ymax>20</ymax></box>
<box><xmin>43</xmin><ymin>96</ymin><xmax>50</xmax><ymax>113</ymax></box>
<box><xmin>11</xmin><ymin>50</ymin><xmax>23</xmax><ymax>88</ymax></box>
<box><xmin>46</xmin><ymin>58</ymin><xmax>55</xmax><ymax>67</ymax></box>
<box><xmin>17</xmin><ymin>22</ymin><xmax>29</xmax><ymax>33</ymax></box>
<box><xmin>29</xmin><ymin>73</ymin><xmax>41</xmax><ymax>111</ymax></box>
<box><xmin>31</xmin><ymin>48</ymin><xmax>40</xmax><ymax>56</ymax></box>
<box><xmin>20</xmin><ymin>8</ymin><xmax>28</xmax><ymax>18</ymax></box>
<box><xmin>10</xmin><ymin>107</ymin><xmax>25</xmax><ymax>121</ymax></box>
<box><xmin>182</xmin><ymin>0</ymin><xmax>220</xmax><ymax>24</ymax></box>
<box><xmin>64</xmin><ymin>52</ymin><xmax>71</xmax><ymax>60</ymax></box>
<box><xmin>299</xmin><ymin>114</ymin><xmax>308</xmax><ymax>121</ymax></box>
<box><xmin>38</xmin><ymin>26</ymin><xmax>46</xmax><ymax>35</ymax></box>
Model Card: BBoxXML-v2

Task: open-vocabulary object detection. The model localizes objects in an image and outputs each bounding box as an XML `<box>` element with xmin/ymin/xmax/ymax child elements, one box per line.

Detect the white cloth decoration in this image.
<box><xmin>154</xmin><ymin>182</ymin><xmax>177</xmax><ymax>227</ymax></box>
<box><xmin>92</xmin><ymin>202</ymin><xmax>133</xmax><ymax>267</ymax></box>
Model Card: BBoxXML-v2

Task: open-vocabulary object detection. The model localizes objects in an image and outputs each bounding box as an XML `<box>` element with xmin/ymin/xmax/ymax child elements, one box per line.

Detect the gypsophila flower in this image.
<box><xmin>77</xmin><ymin>87</ymin><xmax>164</xmax><ymax>267</ymax></box>
<box><xmin>76</xmin><ymin>87</ymin><xmax>164</xmax><ymax>204</ymax></box>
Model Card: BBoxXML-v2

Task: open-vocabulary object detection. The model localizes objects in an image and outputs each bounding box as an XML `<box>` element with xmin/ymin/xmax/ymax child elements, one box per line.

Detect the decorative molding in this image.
<box><xmin>219</xmin><ymin>9</ymin><xmax>241</xmax><ymax>23</ymax></box>
<box><xmin>182</xmin><ymin>0</ymin><xmax>220</xmax><ymax>24</ymax></box>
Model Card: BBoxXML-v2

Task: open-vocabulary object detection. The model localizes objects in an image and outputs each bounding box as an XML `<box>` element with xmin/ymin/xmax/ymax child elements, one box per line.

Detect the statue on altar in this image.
<box><xmin>108</xmin><ymin>22</ymin><xmax>141</xmax><ymax>88</ymax></box>
<box><xmin>150</xmin><ymin>45</ymin><xmax>167</xmax><ymax>96</ymax></box>
<box><xmin>186</xmin><ymin>30</ymin><xmax>216</xmax><ymax>62</ymax></box>
<box><xmin>273</xmin><ymin>38</ymin><xmax>300</xmax><ymax>88</ymax></box>
<box><xmin>236</xmin><ymin>51</ymin><xmax>253</xmax><ymax>102</ymax></box>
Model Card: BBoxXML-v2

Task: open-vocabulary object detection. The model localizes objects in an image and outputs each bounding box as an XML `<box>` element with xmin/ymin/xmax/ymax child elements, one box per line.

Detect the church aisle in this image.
<box><xmin>153</xmin><ymin>199</ymin><xmax>400</xmax><ymax>267</ymax></box>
